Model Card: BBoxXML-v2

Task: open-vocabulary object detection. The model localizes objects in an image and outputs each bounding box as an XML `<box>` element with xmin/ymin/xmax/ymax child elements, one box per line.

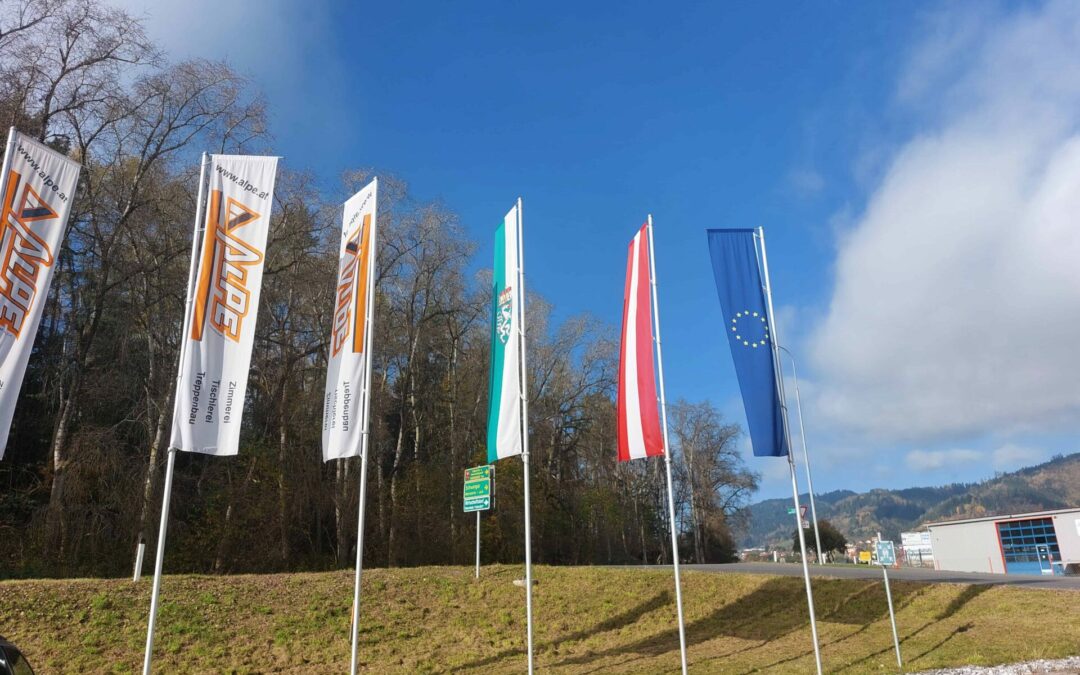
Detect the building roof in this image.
<box><xmin>924</xmin><ymin>506</ymin><xmax>1080</xmax><ymax>529</ymax></box>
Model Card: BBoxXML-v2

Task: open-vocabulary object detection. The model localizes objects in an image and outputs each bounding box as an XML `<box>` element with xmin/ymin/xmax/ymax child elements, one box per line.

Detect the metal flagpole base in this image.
<box><xmin>522</xmin><ymin>452</ymin><xmax>535</xmax><ymax>675</ymax></box>
<box><xmin>133</xmin><ymin>540</ymin><xmax>146</xmax><ymax>581</ymax></box>
<box><xmin>350</xmin><ymin>445</ymin><xmax>371</xmax><ymax>675</ymax></box>
<box><xmin>788</xmin><ymin>453</ymin><xmax>823</xmax><ymax>675</ymax></box>
<box><xmin>663</xmin><ymin>454</ymin><xmax>689</xmax><ymax>675</ymax></box>
<box><xmin>142</xmin><ymin>447</ymin><xmax>178</xmax><ymax>675</ymax></box>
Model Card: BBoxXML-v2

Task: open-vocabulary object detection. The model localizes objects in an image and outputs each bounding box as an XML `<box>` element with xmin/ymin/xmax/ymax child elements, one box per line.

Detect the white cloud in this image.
<box><xmin>810</xmin><ymin>0</ymin><xmax>1080</xmax><ymax>443</ymax></box>
<box><xmin>905</xmin><ymin>448</ymin><xmax>982</xmax><ymax>472</ymax></box>
<box><xmin>111</xmin><ymin>0</ymin><xmax>325</xmax><ymax>74</ymax></box>
<box><xmin>991</xmin><ymin>443</ymin><xmax>1047</xmax><ymax>471</ymax></box>
<box><xmin>906</xmin><ymin>444</ymin><xmax>1048</xmax><ymax>474</ymax></box>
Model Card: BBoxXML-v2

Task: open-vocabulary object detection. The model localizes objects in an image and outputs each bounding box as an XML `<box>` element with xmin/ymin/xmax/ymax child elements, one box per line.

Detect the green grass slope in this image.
<box><xmin>1</xmin><ymin>566</ymin><xmax>1078</xmax><ymax>673</ymax></box>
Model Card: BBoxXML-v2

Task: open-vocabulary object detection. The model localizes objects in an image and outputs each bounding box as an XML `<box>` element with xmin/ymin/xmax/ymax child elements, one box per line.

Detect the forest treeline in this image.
<box><xmin>0</xmin><ymin>0</ymin><xmax>758</xmax><ymax>577</ymax></box>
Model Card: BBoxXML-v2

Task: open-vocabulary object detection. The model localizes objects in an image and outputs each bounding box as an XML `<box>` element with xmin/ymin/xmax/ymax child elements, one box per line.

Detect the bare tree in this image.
<box><xmin>671</xmin><ymin>400</ymin><xmax>758</xmax><ymax>563</ymax></box>
<box><xmin>0</xmin><ymin>0</ymin><xmax>158</xmax><ymax>141</ymax></box>
<box><xmin>378</xmin><ymin>197</ymin><xmax>471</xmax><ymax>564</ymax></box>
<box><xmin>38</xmin><ymin>52</ymin><xmax>267</xmax><ymax>554</ymax></box>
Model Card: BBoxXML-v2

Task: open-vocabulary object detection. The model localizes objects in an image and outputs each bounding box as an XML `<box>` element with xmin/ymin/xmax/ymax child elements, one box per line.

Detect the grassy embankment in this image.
<box><xmin>1</xmin><ymin>565</ymin><xmax>1077</xmax><ymax>673</ymax></box>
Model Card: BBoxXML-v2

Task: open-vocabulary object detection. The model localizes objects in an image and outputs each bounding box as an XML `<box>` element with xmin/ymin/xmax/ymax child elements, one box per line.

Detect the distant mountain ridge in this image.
<box><xmin>742</xmin><ymin>452</ymin><xmax>1080</xmax><ymax>548</ymax></box>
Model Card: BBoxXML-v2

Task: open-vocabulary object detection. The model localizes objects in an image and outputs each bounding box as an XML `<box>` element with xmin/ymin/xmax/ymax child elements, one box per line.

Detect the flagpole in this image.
<box><xmin>757</xmin><ymin>227</ymin><xmax>823</xmax><ymax>675</ymax></box>
<box><xmin>142</xmin><ymin>448</ymin><xmax>176</xmax><ymax>675</ymax></box>
<box><xmin>475</xmin><ymin>510</ymin><xmax>481</xmax><ymax>579</ymax></box>
<box><xmin>778</xmin><ymin>346</ymin><xmax>823</xmax><ymax>564</ymax></box>
<box><xmin>0</xmin><ymin>129</ymin><xmax>16</xmax><ymax>358</ymax></box>
<box><xmin>350</xmin><ymin>178</ymin><xmax>379</xmax><ymax>675</ymax></box>
<box><xmin>0</xmin><ymin>130</ymin><xmax>15</xmax><ymax>370</ymax></box>
<box><xmin>0</xmin><ymin>128</ymin><xmax>17</xmax><ymax>205</ymax></box>
<box><xmin>644</xmin><ymin>216</ymin><xmax>689</xmax><ymax>674</ymax></box>
<box><xmin>143</xmin><ymin>152</ymin><xmax>210</xmax><ymax>675</ymax></box>
<box><xmin>0</xmin><ymin>128</ymin><xmax>15</xmax><ymax>349</ymax></box>
<box><xmin>515</xmin><ymin>197</ymin><xmax>535</xmax><ymax>675</ymax></box>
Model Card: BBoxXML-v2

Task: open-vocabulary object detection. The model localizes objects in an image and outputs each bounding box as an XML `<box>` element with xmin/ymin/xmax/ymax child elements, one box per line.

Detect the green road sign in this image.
<box><xmin>876</xmin><ymin>540</ymin><xmax>896</xmax><ymax>566</ymax></box>
<box><xmin>787</xmin><ymin>507</ymin><xmax>797</xmax><ymax>515</ymax></box>
<box><xmin>464</xmin><ymin>465</ymin><xmax>493</xmax><ymax>512</ymax></box>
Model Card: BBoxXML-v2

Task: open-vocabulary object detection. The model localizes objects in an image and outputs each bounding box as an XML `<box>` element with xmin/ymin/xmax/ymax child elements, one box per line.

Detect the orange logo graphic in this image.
<box><xmin>0</xmin><ymin>170</ymin><xmax>58</xmax><ymax>338</ymax></box>
<box><xmin>331</xmin><ymin>214</ymin><xmax>372</xmax><ymax>356</ymax></box>
<box><xmin>191</xmin><ymin>190</ymin><xmax>263</xmax><ymax>342</ymax></box>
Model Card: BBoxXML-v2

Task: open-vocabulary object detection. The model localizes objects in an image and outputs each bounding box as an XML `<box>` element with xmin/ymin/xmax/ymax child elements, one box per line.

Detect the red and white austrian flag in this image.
<box><xmin>617</xmin><ymin>223</ymin><xmax>664</xmax><ymax>462</ymax></box>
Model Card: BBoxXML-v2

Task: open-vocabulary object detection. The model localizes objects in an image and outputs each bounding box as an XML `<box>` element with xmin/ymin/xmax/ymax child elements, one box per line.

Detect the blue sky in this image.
<box><xmin>118</xmin><ymin>0</ymin><xmax>1080</xmax><ymax>499</ymax></box>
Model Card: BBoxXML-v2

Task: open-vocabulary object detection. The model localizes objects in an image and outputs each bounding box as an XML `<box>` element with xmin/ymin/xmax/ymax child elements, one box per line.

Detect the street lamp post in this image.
<box><xmin>778</xmin><ymin>346</ymin><xmax>824</xmax><ymax>565</ymax></box>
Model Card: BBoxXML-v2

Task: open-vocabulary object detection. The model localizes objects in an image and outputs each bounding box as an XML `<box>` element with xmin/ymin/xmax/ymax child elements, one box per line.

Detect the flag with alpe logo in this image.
<box><xmin>322</xmin><ymin>178</ymin><xmax>377</xmax><ymax>461</ymax></box>
<box><xmin>170</xmin><ymin>155</ymin><xmax>279</xmax><ymax>456</ymax></box>
<box><xmin>0</xmin><ymin>129</ymin><xmax>81</xmax><ymax>459</ymax></box>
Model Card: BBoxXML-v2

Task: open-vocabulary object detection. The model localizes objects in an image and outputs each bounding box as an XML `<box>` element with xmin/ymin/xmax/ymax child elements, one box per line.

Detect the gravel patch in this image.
<box><xmin>913</xmin><ymin>656</ymin><xmax>1080</xmax><ymax>675</ymax></box>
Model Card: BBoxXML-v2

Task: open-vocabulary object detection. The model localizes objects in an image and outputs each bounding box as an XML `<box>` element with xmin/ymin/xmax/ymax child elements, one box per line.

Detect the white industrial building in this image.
<box><xmin>925</xmin><ymin>507</ymin><xmax>1080</xmax><ymax>575</ymax></box>
<box><xmin>900</xmin><ymin>531</ymin><xmax>934</xmax><ymax>566</ymax></box>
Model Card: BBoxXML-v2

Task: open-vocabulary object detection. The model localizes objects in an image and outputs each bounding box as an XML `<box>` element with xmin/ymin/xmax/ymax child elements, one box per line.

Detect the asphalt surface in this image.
<box><xmin>912</xmin><ymin>656</ymin><xmax>1080</xmax><ymax>674</ymax></box>
<box><xmin>679</xmin><ymin>562</ymin><xmax>1080</xmax><ymax>590</ymax></box>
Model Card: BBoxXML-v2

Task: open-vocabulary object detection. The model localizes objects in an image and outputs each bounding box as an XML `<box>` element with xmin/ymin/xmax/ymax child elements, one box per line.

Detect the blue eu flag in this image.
<box><xmin>707</xmin><ymin>228</ymin><xmax>789</xmax><ymax>457</ymax></box>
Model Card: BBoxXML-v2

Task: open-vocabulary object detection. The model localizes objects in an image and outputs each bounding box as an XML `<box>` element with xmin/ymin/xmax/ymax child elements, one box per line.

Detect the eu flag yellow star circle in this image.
<box><xmin>729</xmin><ymin>310</ymin><xmax>769</xmax><ymax>348</ymax></box>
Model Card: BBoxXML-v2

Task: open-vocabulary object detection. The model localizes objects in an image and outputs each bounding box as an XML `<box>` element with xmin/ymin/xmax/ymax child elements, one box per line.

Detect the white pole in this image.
<box><xmin>143</xmin><ymin>152</ymin><xmax>209</xmax><ymax>675</ymax></box>
<box><xmin>778</xmin><ymin>346</ymin><xmax>823</xmax><ymax>565</ymax></box>
<box><xmin>349</xmin><ymin>178</ymin><xmax>379</xmax><ymax>675</ymax></box>
<box><xmin>882</xmin><ymin>564</ymin><xmax>902</xmax><ymax>668</ymax></box>
<box><xmin>170</xmin><ymin>153</ymin><xmax>210</xmax><ymax>426</ymax></box>
<box><xmin>0</xmin><ymin>130</ymin><xmax>15</xmax><ymax>362</ymax></box>
<box><xmin>142</xmin><ymin>449</ymin><xmax>176</xmax><ymax>675</ymax></box>
<box><xmin>475</xmin><ymin>510</ymin><xmax>481</xmax><ymax>579</ymax></box>
<box><xmin>0</xmin><ymin>130</ymin><xmax>14</xmax><ymax>358</ymax></box>
<box><xmin>758</xmin><ymin>227</ymin><xmax>823</xmax><ymax>675</ymax></box>
<box><xmin>0</xmin><ymin>128</ymin><xmax>18</xmax><ymax>203</ymax></box>
<box><xmin>646</xmin><ymin>216</ymin><xmax>688</xmax><ymax>675</ymax></box>
<box><xmin>133</xmin><ymin>541</ymin><xmax>146</xmax><ymax>581</ymax></box>
<box><xmin>515</xmin><ymin>197</ymin><xmax>535</xmax><ymax>675</ymax></box>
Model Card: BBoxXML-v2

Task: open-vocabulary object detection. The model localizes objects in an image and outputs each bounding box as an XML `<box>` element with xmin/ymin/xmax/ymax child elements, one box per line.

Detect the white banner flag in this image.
<box><xmin>0</xmin><ymin>129</ymin><xmax>81</xmax><ymax>459</ymax></box>
<box><xmin>322</xmin><ymin>179</ymin><xmax>377</xmax><ymax>461</ymax></box>
<box><xmin>170</xmin><ymin>155</ymin><xmax>279</xmax><ymax>456</ymax></box>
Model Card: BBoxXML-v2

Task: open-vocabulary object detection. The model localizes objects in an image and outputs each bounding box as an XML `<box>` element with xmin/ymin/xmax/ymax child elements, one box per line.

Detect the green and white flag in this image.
<box><xmin>485</xmin><ymin>198</ymin><xmax>535</xmax><ymax>674</ymax></box>
<box><xmin>486</xmin><ymin>203</ymin><xmax>522</xmax><ymax>462</ymax></box>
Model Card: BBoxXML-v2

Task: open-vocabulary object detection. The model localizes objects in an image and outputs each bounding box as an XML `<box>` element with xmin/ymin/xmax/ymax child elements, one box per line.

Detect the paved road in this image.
<box><xmin>680</xmin><ymin>562</ymin><xmax>1080</xmax><ymax>590</ymax></box>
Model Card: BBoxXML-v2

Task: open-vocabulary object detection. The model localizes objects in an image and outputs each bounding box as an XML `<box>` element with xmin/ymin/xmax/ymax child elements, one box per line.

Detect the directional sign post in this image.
<box><xmin>876</xmin><ymin>539</ymin><xmax>896</xmax><ymax>566</ymax></box>
<box><xmin>875</xmin><ymin>539</ymin><xmax>902</xmax><ymax>669</ymax></box>
<box><xmin>465</xmin><ymin>465</ymin><xmax>493</xmax><ymax>578</ymax></box>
